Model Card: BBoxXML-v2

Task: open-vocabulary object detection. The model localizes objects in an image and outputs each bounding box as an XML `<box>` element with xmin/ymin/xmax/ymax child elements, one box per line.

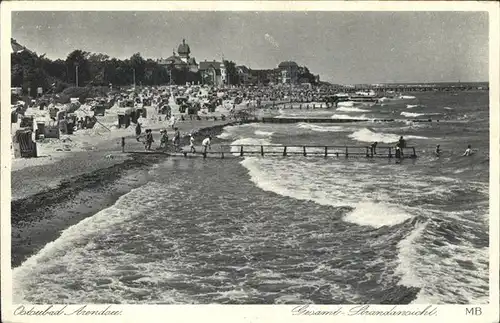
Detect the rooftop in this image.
<box><xmin>278</xmin><ymin>61</ymin><xmax>299</xmax><ymax>68</ymax></box>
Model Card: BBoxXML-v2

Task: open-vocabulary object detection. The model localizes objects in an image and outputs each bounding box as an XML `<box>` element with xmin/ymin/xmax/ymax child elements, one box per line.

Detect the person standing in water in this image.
<box><xmin>398</xmin><ymin>136</ymin><xmax>406</xmax><ymax>148</ymax></box>
<box><xmin>202</xmin><ymin>135</ymin><xmax>212</xmax><ymax>155</ymax></box>
<box><xmin>435</xmin><ymin>144</ymin><xmax>441</xmax><ymax>157</ymax></box>
<box><xmin>463</xmin><ymin>144</ymin><xmax>474</xmax><ymax>156</ymax></box>
<box><xmin>370</xmin><ymin>142</ymin><xmax>378</xmax><ymax>155</ymax></box>
<box><xmin>189</xmin><ymin>134</ymin><xmax>196</xmax><ymax>153</ymax></box>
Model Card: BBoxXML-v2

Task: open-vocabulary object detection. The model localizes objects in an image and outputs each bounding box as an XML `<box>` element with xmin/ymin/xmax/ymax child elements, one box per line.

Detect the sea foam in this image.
<box><xmin>239</xmin><ymin>157</ymin><xmax>414</xmax><ymax>229</ymax></box>
<box><xmin>331</xmin><ymin>114</ymin><xmax>369</xmax><ymax>120</ymax></box>
<box><xmin>401</xmin><ymin>111</ymin><xmax>426</xmax><ymax>117</ymax></box>
<box><xmin>348</xmin><ymin>128</ymin><xmax>429</xmax><ymax>143</ymax></box>
<box><xmin>297</xmin><ymin>123</ymin><xmax>346</xmax><ymax>132</ymax></box>
<box><xmin>336</xmin><ymin>106</ymin><xmax>370</xmax><ymax>113</ymax></box>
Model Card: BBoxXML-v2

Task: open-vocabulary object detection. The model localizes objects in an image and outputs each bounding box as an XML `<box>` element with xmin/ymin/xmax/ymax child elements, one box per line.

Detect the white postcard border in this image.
<box><xmin>1</xmin><ymin>2</ymin><xmax>499</xmax><ymax>323</ymax></box>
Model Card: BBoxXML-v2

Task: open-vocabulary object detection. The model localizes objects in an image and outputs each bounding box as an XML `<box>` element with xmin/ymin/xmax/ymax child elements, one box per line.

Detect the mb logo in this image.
<box><xmin>465</xmin><ymin>307</ymin><xmax>482</xmax><ymax>316</ymax></box>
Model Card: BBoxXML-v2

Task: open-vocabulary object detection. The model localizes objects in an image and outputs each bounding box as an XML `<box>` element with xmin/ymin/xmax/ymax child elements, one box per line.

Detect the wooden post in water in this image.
<box><xmin>345</xmin><ymin>147</ymin><xmax>348</xmax><ymax>158</ymax></box>
<box><xmin>283</xmin><ymin>146</ymin><xmax>287</xmax><ymax>156</ymax></box>
<box><xmin>240</xmin><ymin>145</ymin><xmax>244</xmax><ymax>157</ymax></box>
<box><xmin>389</xmin><ymin>147</ymin><xmax>392</xmax><ymax>158</ymax></box>
<box><xmin>324</xmin><ymin>146</ymin><xmax>328</xmax><ymax>158</ymax></box>
<box><xmin>121</xmin><ymin>137</ymin><xmax>125</xmax><ymax>153</ymax></box>
<box><xmin>261</xmin><ymin>145</ymin><xmax>264</xmax><ymax>156</ymax></box>
<box><xmin>303</xmin><ymin>146</ymin><xmax>307</xmax><ymax>157</ymax></box>
<box><xmin>412</xmin><ymin>147</ymin><xmax>417</xmax><ymax>158</ymax></box>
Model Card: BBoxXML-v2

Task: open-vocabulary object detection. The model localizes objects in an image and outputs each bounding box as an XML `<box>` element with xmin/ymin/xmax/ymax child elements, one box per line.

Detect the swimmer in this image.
<box><xmin>202</xmin><ymin>135</ymin><xmax>212</xmax><ymax>154</ymax></box>
<box><xmin>435</xmin><ymin>144</ymin><xmax>441</xmax><ymax>157</ymax></box>
<box><xmin>395</xmin><ymin>145</ymin><xmax>402</xmax><ymax>159</ymax></box>
<box><xmin>189</xmin><ymin>134</ymin><xmax>196</xmax><ymax>153</ymax></box>
<box><xmin>370</xmin><ymin>141</ymin><xmax>378</xmax><ymax>155</ymax></box>
<box><xmin>463</xmin><ymin>144</ymin><xmax>474</xmax><ymax>156</ymax></box>
<box><xmin>398</xmin><ymin>136</ymin><xmax>406</xmax><ymax>149</ymax></box>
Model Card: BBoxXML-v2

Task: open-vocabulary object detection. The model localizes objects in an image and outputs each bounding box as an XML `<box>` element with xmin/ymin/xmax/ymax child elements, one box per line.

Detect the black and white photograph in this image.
<box><xmin>1</xmin><ymin>1</ymin><xmax>499</xmax><ymax>321</ymax></box>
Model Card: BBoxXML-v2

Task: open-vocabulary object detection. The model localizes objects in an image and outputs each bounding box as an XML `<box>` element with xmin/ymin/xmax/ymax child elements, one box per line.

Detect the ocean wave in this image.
<box><xmin>230</xmin><ymin>138</ymin><xmax>273</xmax><ymax>156</ymax></box>
<box><xmin>401</xmin><ymin>112</ymin><xmax>426</xmax><ymax>117</ymax></box>
<box><xmin>401</xmin><ymin>111</ymin><xmax>442</xmax><ymax>118</ymax></box>
<box><xmin>395</xmin><ymin>220</ymin><xmax>428</xmax><ymax>290</ymax></box>
<box><xmin>12</xmin><ymin>181</ymin><xmax>173</xmax><ymax>303</ymax></box>
<box><xmin>406</xmin><ymin>104</ymin><xmax>419</xmax><ymax>109</ymax></box>
<box><xmin>343</xmin><ymin>201</ymin><xmax>413</xmax><ymax>228</ymax></box>
<box><xmin>337</xmin><ymin>101</ymin><xmax>354</xmax><ymax>107</ymax></box>
<box><xmin>331</xmin><ymin>114</ymin><xmax>369</xmax><ymax>120</ymax></box>
<box><xmin>297</xmin><ymin>123</ymin><xmax>345</xmax><ymax>132</ymax></box>
<box><xmin>217</xmin><ymin>132</ymin><xmax>233</xmax><ymax>139</ymax></box>
<box><xmin>217</xmin><ymin>124</ymin><xmax>254</xmax><ymax>139</ymax></box>
<box><xmin>336</xmin><ymin>106</ymin><xmax>370</xmax><ymax>113</ymax></box>
<box><xmin>239</xmin><ymin>157</ymin><xmax>414</xmax><ymax>229</ymax></box>
<box><xmin>254</xmin><ymin>130</ymin><xmax>274</xmax><ymax>137</ymax></box>
<box><xmin>402</xmin><ymin>220</ymin><xmax>489</xmax><ymax>304</ymax></box>
<box><xmin>400</xmin><ymin>95</ymin><xmax>416</xmax><ymax>100</ymax></box>
<box><xmin>348</xmin><ymin>128</ymin><xmax>430</xmax><ymax>144</ymax></box>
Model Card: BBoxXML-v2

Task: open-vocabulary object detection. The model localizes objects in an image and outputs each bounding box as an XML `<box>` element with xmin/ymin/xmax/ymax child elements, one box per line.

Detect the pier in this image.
<box><xmin>260</xmin><ymin>117</ymin><xmax>441</xmax><ymax>123</ymax></box>
<box><xmin>126</xmin><ymin>144</ymin><xmax>417</xmax><ymax>159</ymax></box>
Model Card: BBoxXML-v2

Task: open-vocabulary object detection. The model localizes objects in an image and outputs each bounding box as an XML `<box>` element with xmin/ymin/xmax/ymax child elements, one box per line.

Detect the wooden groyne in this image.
<box><xmin>260</xmin><ymin>117</ymin><xmax>442</xmax><ymax>123</ymax></box>
<box><xmin>127</xmin><ymin>144</ymin><xmax>417</xmax><ymax>159</ymax></box>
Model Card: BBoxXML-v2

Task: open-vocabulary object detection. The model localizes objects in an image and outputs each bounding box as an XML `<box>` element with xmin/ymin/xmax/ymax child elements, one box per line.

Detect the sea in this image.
<box><xmin>12</xmin><ymin>91</ymin><xmax>490</xmax><ymax>304</ymax></box>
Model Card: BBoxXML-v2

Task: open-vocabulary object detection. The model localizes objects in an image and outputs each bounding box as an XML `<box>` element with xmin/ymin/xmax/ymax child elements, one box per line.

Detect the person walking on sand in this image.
<box><xmin>189</xmin><ymin>134</ymin><xmax>196</xmax><ymax>153</ymax></box>
<box><xmin>159</xmin><ymin>129</ymin><xmax>168</xmax><ymax>149</ymax></box>
<box><xmin>202</xmin><ymin>135</ymin><xmax>212</xmax><ymax>155</ymax></box>
<box><xmin>170</xmin><ymin>115</ymin><xmax>176</xmax><ymax>130</ymax></box>
<box><xmin>172</xmin><ymin>127</ymin><xmax>181</xmax><ymax>152</ymax></box>
<box><xmin>135</xmin><ymin>123</ymin><xmax>142</xmax><ymax>141</ymax></box>
<box><xmin>145</xmin><ymin>129</ymin><xmax>154</xmax><ymax>151</ymax></box>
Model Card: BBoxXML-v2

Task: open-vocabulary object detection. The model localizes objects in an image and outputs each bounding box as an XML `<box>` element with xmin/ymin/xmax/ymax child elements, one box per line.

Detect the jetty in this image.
<box><xmin>260</xmin><ymin>117</ymin><xmax>441</xmax><ymax>124</ymax></box>
<box><xmin>126</xmin><ymin>144</ymin><xmax>417</xmax><ymax>159</ymax></box>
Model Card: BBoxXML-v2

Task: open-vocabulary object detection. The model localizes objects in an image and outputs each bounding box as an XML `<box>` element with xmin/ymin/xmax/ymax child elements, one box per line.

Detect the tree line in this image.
<box><xmin>12</xmin><ymin>47</ymin><xmax>316</xmax><ymax>97</ymax></box>
<box><xmin>12</xmin><ymin>49</ymin><xmax>208</xmax><ymax>96</ymax></box>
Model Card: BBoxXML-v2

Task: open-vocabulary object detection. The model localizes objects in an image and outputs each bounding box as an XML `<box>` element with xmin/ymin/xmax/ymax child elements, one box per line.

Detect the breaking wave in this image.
<box><xmin>297</xmin><ymin>123</ymin><xmax>346</xmax><ymax>132</ymax></box>
<box><xmin>336</xmin><ymin>107</ymin><xmax>370</xmax><ymax>113</ymax></box>
<box><xmin>348</xmin><ymin>128</ymin><xmax>429</xmax><ymax>143</ymax></box>
<box><xmin>331</xmin><ymin>114</ymin><xmax>369</xmax><ymax>120</ymax></box>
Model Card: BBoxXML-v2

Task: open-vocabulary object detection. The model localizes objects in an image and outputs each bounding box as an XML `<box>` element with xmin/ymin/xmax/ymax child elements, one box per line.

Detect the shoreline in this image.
<box><xmin>11</xmin><ymin>120</ymin><xmax>245</xmax><ymax>268</ymax></box>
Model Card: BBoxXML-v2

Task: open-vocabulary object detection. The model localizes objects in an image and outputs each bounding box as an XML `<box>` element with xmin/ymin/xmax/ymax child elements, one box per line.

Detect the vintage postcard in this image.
<box><xmin>1</xmin><ymin>1</ymin><xmax>499</xmax><ymax>323</ymax></box>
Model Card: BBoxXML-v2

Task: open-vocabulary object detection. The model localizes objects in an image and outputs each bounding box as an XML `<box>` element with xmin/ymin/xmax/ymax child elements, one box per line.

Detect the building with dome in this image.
<box><xmin>157</xmin><ymin>39</ymin><xmax>198</xmax><ymax>73</ymax></box>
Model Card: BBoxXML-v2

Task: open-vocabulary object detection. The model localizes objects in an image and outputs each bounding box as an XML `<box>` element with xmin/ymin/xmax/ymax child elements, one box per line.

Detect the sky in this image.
<box><xmin>11</xmin><ymin>11</ymin><xmax>489</xmax><ymax>84</ymax></box>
